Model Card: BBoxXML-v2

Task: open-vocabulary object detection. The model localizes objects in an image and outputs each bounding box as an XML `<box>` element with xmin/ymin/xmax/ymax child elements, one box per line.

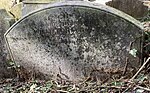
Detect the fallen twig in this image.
<box><xmin>144</xmin><ymin>42</ymin><xmax>150</xmax><ymax>48</ymax></box>
<box><xmin>100</xmin><ymin>86</ymin><xmax>127</xmax><ymax>89</ymax></box>
<box><xmin>130</xmin><ymin>57</ymin><xmax>150</xmax><ymax>81</ymax></box>
<box><xmin>136</xmin><ymin>85</ymin><xmax>150</xmax><ymax>92</ymax></box>
<box><xmin>122</xmin><ymin>84</ymin><xmax>133</xmax><ymax>93</ymax></box>
<box><xmin>57</xmin><ymin>90</ymin><xmax>69</xmax><ymax>93</ymax></box>
<box><xmin>123</xmin><ymin>57</ymin><xmax>128</xmax><ymax>75</ymax></box>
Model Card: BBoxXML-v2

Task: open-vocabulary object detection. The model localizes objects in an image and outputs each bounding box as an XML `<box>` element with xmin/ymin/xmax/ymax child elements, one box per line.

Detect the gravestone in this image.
<box><xmin>22</xmin><ymin>0</ymin><xmax>84</xmax><ymax>16</ymax></box>
<box><xmin>106</xmin><ymin>0</ymin><xmax>148</xmax><ymax>18</ymax></box>
<box><xmin>0</xmin><ymin>9</ymin><xmax>16</xmax><ymax>78</ymax></box>
<box><xmin>5</xmin><ymin>1</ymin><xmax>144</xmax><ymax>81</ymax></box>
<box><xmin>22</xmin><ymin>0</ymin><xmax>60</xmax><ymax>16</ymax></box>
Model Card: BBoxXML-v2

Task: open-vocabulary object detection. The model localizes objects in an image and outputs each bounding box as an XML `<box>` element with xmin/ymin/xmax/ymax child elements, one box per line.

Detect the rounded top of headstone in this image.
<box><xmin>7</xmin><ymin>1</ymin><xmax>144</xmax><ymax>32</ymax></box>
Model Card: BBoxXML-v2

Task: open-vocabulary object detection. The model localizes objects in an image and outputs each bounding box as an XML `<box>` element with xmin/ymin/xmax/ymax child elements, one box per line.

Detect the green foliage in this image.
<box><xmin>7</xmin><ymin>60</ymin><xmax>20</xmax><ymax>69</ymax></box>
<box><xmin>111</xmin><ymin>81</ymin><xmax>124</xmax><ymax>86</ymax></box>
<box><xmin>135</xmin><ymin>74</ymin><xmax>148</xmax><ymax>83</ymax></box>
<box><xmin>139</xmin><ymin>10</ymin><xmax>150</xmax><ymax>22</ymax></box>
<box><xmin>129</xmin><ymin>49</ymin><xmax>137</xmax><ymax>57</ymax></box>
<box><xmin>136</xmin><ymin>89</ymin><xmax>145</xmax><ymax>93</ymax></box>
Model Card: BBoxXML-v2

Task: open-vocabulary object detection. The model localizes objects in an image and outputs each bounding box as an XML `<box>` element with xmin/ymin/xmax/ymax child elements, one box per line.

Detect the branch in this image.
<box><xmin>130</xmin><ymin>57</ymin><xmax>150</xmax><ymax>81</ymax></box>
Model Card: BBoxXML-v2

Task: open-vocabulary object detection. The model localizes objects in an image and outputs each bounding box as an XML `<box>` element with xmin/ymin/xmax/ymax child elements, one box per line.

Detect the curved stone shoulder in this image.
<box><xmin>5</xmin><ymin>1</ymin><xmax>143</xmax><ymax>37</ymax></box>
<box><xmin>48</xmin><ymin>1</ymin><xmax>144</xmax><ymax>29</ymax></box>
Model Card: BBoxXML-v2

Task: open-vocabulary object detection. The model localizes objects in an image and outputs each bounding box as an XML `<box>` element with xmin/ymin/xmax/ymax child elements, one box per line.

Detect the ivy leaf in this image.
<box><xmin>136</xmin><ymin>89</ymin><xmax>144</xmax><ymax>93</ymax></box>
<box><xmin>8</xmin><ymin>61</ymin><xmax>15</xmax><ymax>66</ymax></box>
<box><xmin>137</xmin><ymin>74</ymin><xmax>148</xmax><ymax>83</ymax></box>
<box><xmin>129</xmin><ymin>49</ymin><xmax>137</xmax><ymax>57</ymax></box>
<box><xmin>29</xmin><ymin>84</ymin><xmax>37</xmax><ymax>92</ymax></box>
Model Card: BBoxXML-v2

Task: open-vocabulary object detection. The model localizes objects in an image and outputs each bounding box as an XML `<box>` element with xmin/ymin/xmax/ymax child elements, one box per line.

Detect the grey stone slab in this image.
<box><xmin>5</xmin><ymin>1</ymin><xmax>144</xmax><ymax>81</ymax></box>
<box><xmin>106</xmin><ymin>0</ymin><xmax>148</xmax><ymax>18</ymax></box>
<box><xmin>0</xmin><ymin>9</ymin><xmax>16</xmax><ymax>78</ymax></box>
<box><xmin>22</xmin><ymin>0</ymin><xmax>60</xmax><ymax>16</ymax></box>
<box><xmin>22</xmin><ymin>3</ymin><xmax>48</xmax><ymax>16</ymax></box>
<box><xmin>22</xmin><ymin>0</ymin><xmax>84</xmax><ymax>16</ymax></box>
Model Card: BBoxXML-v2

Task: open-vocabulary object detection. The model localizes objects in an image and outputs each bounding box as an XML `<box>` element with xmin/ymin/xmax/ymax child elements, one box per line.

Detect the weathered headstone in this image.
<box><xmin>5</xmin><ymin>1</ymin><xmax>144</xmax><ymax>81</ymax></box>
<box><xmin>106</xmin><ymin>0</ymin><xmax>148</xmax><ymax>18</ymax></box>
<box><xmin>0</xmin><ymin>9</ymin><xmax>16</xmax><ymax>78</ymax></box>
<box><xmin>22</xmin><ymin>0</ymin><xmax>85</xmax><ymax>16</ymax></box>
<box><xmin>22</xmin><ymin>0</ymin><xmax>60</xmax><ymax>16</ymax></box>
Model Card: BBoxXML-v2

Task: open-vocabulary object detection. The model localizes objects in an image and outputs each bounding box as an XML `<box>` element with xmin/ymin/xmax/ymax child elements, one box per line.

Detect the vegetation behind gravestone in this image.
<box><xmin>0</xmin><ymin>9</ymin><xmax>16</xmax><ymax>79</ymax></box>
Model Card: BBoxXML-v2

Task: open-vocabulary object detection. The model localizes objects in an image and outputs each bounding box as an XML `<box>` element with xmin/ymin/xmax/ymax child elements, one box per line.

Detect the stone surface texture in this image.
<box><xmin>5</xmin><ymin>1</ymin><xmax>144</xmax><ymax>81</ymax></box>
<box><xmin>0</xmin><ymin>9</ymin><xmax>16</xmax><ymax>78</ymax></box>
<box><xmin>106</xmin><ymin>0</ymin><xmax>148</xmax><ymax>18</ymax></box>
<box><xmin>22</xmin><ymin>0</ymin><xmax>60</xmax><ymax>16</ymax></box>
<box><xmin>22</xmin><ymin>0</ymin><xmax>85</xmax><ymax>16</ymax></box>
